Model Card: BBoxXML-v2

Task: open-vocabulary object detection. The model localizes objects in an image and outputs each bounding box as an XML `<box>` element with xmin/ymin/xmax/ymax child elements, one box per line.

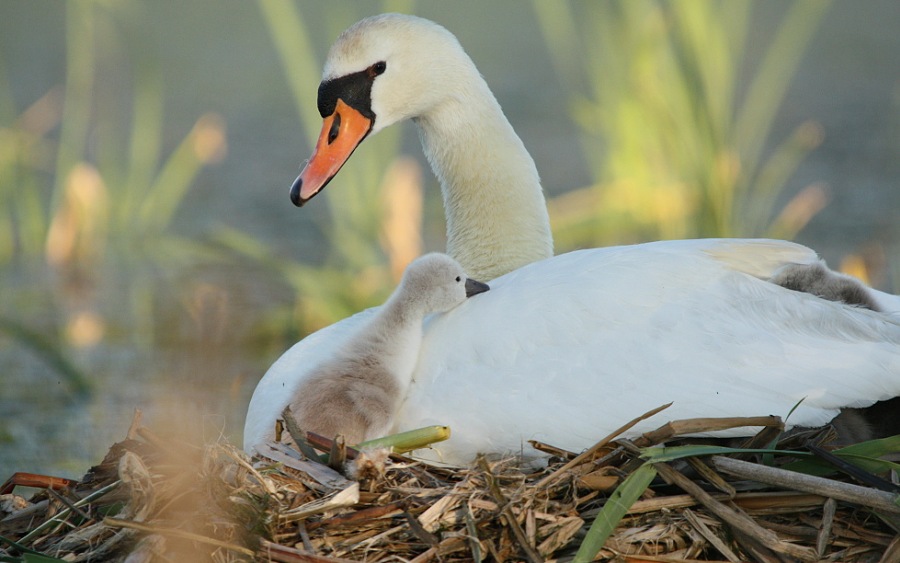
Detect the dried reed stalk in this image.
<box><xmin>2</xmin><ymin>411</ymin><xmax>898</xmax><ymax>562</ymax></box>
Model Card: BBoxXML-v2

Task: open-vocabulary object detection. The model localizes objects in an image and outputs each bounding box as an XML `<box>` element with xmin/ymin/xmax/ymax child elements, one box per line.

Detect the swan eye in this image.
<box><xmin>370</xmin><ymin>61</ymin><xmax>387</xmax><ymax>77</ymax></box>
<box><xmin>455</xmin><ymin>276</ymin><xmax>461</xmax><ymax>282</ymax></box>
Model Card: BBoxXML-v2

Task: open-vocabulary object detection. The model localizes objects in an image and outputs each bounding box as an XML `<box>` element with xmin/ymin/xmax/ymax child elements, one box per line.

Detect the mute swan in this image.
<box><xmin>245</xmin><ymin>13</ymin><xmax>900</xmax><ymax>464</ymax></box>
<box><xmin>280</xmin><ymin>253</ymin><xmax>488</xmax><ymax>445</ymax></box>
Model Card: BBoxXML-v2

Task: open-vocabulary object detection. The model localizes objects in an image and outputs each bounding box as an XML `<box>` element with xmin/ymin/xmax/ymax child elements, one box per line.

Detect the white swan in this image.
<box><xmin>279</xmin><ymin>253</ymin><xmax>488</xmax><ymax>445</ymax></box>
<box><xmin>245</xmin><ymin>13</ymin><xmax>900</xmax><ymax>464</ymax></box>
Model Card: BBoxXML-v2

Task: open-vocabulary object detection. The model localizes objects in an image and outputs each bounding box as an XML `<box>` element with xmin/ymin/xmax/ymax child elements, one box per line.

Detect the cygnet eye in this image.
<box><xmin>455</xmin><ymin>276</ymin><xmax>461</xmax><ymax>282</ymax></box>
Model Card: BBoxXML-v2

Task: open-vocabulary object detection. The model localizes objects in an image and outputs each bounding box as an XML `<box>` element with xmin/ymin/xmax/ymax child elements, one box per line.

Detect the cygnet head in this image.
<box><xmin>291</xmin><ymin>14</ymin><xmax>475</xmax><ymax>205</ymax></box>
<box><xmin>399</xmin><ymin>253</ymin><xmax>489</xmax><ymax>314</ymax></box>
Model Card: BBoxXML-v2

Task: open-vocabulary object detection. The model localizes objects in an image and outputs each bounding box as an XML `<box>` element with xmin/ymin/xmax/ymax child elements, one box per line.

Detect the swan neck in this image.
<box><xmin>415</xmin><ymin>82</ymin><xmax>553</xmax><ymax>281</ymax></box>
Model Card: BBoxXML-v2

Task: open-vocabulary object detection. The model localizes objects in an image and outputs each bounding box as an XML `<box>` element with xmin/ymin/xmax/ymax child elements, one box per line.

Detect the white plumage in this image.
<box><xmin>244</xmin><ymin>14</ymin><xmax>900</xmax><ymax>465</ymax></box>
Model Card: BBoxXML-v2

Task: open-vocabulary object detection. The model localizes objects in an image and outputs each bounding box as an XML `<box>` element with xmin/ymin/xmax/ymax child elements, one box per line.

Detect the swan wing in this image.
<box><xmin>396</xmin><ymin>239</ymin><xmax>900</xmax><ymax>462</ymax></box>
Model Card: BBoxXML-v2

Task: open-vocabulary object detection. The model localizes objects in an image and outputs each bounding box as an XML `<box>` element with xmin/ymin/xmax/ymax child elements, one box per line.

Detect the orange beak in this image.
<box><xmin>290</xmin><ymin>99</ymin><xmax>373</xmax><ymax>206</ymax></box>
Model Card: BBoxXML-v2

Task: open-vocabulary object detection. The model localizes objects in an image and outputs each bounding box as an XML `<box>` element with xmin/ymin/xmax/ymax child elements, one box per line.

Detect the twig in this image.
<box><xmin>0</xmin><ymin>472</ymin><xmax>75</xmax><ymax>495</ymax></box>
<box><xmin>127</xmin><ymin>408</ymin><xmax>143</xmax><ymax>440</ymax></box>
<box><xmin>17</xmin><ymin>480</ymin><xmax>122</xmax><ymax>546</ymax></box>
<box><xmin>729</xmin><ymin>526</ymin><xmax>784</xmax><ymax>563</ymax></box>
<box><xmin>626</xmin><ymin>490</ymin><xmax>825</xmax><ymax>515</ymax></box>
<box><xmin>260</xmin><ymin>538</ymin><xmax>360</xmax><ymax>561</ymax></box>
<box><xmin>281</xmin><ymin>406</ymin><xmax>322</xmax><ymax>460</ymax></box>
<box><xmin>633</xmin><ymin>415</ymin><xmax>783</xmax><ymax>448</ymax></box>
<box><xmin>408</xmin><ymin>545</ymin><xmax>438</xmax><ymax>563</ymax></box>
<box><xmin>654</xmin><ymin>461</ymin><xmax>817</xmax><ymax>561</ymax></box>
<box><xmin>682</xmin><ymin>507</ymin><xmax>743</xmax><ymax>563</ymax></box>
<box><xmin>816</xmin><ymin>497</ymin><xmax>837</xmax><ymax>558</ymax></box>
<box><xmin>105</xmin><ymin>517</ymin><xmax>254</xmax><ymax>557</ymax></box>
<box><xmin>305</xmin><ymin>432</ymin><xmax>360</xmax><ymax>459</ymax></box>
<box><xmin>307</xmin><ymin>501</ymin><xmax>406</xmax><ymax>531</ymax></box>
<box><xmin>46</xmin><ymin>487</ymin><xmax>91</xmax><ymax>522</ymax></box>
<box><xmin>297</xmin><ymin>520</ymin><xmax>316</xmax><ymax>554</ymax></box>
<box><xmin>328</xmin><ymin>435</ymin><xmax>346</xmax><ymax>471</ymax></box>
<box><xmin>463</xmin><ymin>503</ymin><xmax>483</xmax><ymax>562</ymax></box>
<box><xmin>408</xmin><ymin>538</ymin><xmax>467</xmax><ymax>563</ymax></box>
<box><xmin>528</xmin><ymin>439</ymin><xmax>577</xmax><ymax>459</ymax></box>
<box><xmin>879</xmin><ymin>535</ymin><xmax>900</xmax><ymax>563</ymax></box>
<box><xmin>711</xmin><ymin>456</ymin><xmax>900</xmax><ymax>514</ymax></box>
<box><xmin>404</xmin><ymin>511</ymin><xmax>440</xmax><ymax>547</ymax></box>
<box><xmin>535</xmin><ymin>402</ymin><xmax>672</xmax><ymax>489</ymax></box>
<box><xmin>256</xmin><ymin>441</ymin><xmax>354</xmax><ymax>490</ymax></box>
<box><xmin>477</xmin><ymin>456</ymin><xmax>544</xmax><ymax>563</ymax></box>
<box><xmin>279</xmin><ymin>483</ymin><xmax>360</xmax><ymax>522</ymax></box>
<box><xmin>222</xmin><ymin>444</ymin><xmax>278</xmax><ymax>496</ymax></box>
<box><xmin>687</xmin><ymin>457</ymin><xmax>736</xmax><ymax>497</ymax></box>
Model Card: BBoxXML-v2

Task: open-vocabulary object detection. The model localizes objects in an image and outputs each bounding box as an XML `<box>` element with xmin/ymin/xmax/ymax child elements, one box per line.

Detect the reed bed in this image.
<box><xmin>2</xmin><ymin>408</ymin><xmax>898</xmax><ymax>562</ymax></box>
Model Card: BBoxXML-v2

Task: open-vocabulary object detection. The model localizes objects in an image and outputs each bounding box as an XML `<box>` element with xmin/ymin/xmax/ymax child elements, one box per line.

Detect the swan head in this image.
<box><xmin>399</xmin><ymin>253</ymin><xmax>490</xmax><ymax>314</ymax></box>
<box><xmin>290</xmin><ymin>13</ymin><xmax>473</xmax><ymax>206</ymax></box>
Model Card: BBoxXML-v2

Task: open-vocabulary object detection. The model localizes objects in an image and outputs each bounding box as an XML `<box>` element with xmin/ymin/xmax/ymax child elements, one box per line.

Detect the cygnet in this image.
<box><xmin>772</xmin><ymin>260</ymin><xmax>888</xmax><ymax>444</ymax></box>
<box><xmin>283</xmin><ymin>253</ymin><xmax>489</xmax><ymax>445</ymax></box>
<box><xmin>771</xmin><ymin>261</ymin><xmax>880</xmax><ymax>311</ymax></box>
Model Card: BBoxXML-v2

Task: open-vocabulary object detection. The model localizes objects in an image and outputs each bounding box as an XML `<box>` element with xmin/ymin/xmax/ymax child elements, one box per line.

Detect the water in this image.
<box><xmin>1</xmin><ymin>1</ymin><xmax>899</xmax><ymax>481</ymax></box>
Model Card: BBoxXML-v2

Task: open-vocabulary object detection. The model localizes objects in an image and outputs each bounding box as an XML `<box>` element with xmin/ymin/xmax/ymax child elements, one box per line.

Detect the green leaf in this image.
<box><xmin>784</xmin><ymin>434</ymin><xmax>900</xmax><ymax>476</ymax></box>
<box><xmin>0</xmin><ymin>534</ymin><xmax>66</xmax><ymax>561</ymax></box>
<box><xmin>23</xmin><ymin>554</ymin><xmax>68</xmax><ymax>563</ymax></box>
<box><xmin>574</xmin><ymin>463</ymin><xmax>657</xmax><ymax>562</ymax></box>
<box><xmin>641</xmin><ymin>444</ymin><xmax>810</xmax><ymax>464</ymax></box>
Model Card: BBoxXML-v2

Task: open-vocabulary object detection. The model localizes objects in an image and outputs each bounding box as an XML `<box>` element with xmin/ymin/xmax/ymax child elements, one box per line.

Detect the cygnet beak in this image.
<box><xmin>465</xmin><ymin>278</ymin><xmax>490</xmax><ymax>298</ymax></box>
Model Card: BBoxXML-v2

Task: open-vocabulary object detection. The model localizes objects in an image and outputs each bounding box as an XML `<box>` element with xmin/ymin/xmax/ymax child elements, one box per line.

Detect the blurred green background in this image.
<box><xmin>1</xmin><ymin>0</ymin><xmax>898</xmax><ymax>479</ymax></box>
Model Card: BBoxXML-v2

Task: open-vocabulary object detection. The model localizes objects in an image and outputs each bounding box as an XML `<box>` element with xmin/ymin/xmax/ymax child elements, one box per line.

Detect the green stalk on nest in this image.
<box><xmin>356</xmin><ymin>425</ymin><xmax>451</xmax><ymax>454</ymax></box>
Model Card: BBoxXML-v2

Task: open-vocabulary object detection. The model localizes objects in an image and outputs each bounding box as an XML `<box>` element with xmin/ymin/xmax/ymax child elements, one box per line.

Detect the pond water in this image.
<box><xmin>1</xmin><ymin>1</ymin><xmax>899</xmax><ymax>481</ymax></box>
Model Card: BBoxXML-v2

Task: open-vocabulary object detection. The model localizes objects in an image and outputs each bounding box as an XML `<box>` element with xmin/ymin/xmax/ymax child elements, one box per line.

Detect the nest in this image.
<box><xmin>2</xmin><ymin>407</ymin><xmax>899</xmax><ymax>562</ymax></box>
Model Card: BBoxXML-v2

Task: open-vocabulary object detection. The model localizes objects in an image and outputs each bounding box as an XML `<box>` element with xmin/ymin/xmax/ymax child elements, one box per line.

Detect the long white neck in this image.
<box><xmin>413</xmin><ymin>74</ymin><xmax>553</xmax><ymax>281</ymax></box>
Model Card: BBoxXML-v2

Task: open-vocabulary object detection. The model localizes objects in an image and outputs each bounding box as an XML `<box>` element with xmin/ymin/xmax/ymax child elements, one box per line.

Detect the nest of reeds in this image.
<box><xmin>2</xmin><ymin>405</ymin><xmax>899</xmax><ymax>562</ymax></box>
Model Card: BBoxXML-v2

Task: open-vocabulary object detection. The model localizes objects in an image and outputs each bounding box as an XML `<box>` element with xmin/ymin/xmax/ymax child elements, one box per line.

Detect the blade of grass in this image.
<box><xmin>257</xmin><ymin>0</ymin><xmax>323</xmax><ymax>143</ymax></box>
<box><xmin>734</xmin><ymin>0</ymin><xmax>831</xmax><ymax>174</ymax></box>
<box><xmin>139</xmin><ymin>114</ymin><xmax>223</xmax><ymax>233</ymax></box>
<box><xmin>641</xmin><ymin>444</ymin><xmax>810</xmax><ymax>464</ymax></box>
<box><xmin>0</xmin><ymin>534</ymin><xmax>61</xmax><ymax>559</ymax></box>
<box><xmin>52</xmin><ymin>1</ymin><xmax>94</xmax><ymax>211</ymax></box>
<box><xmin>573</xmin><ymin>462</ymin><xmax>657</xmax><ymax>562</ymax></box>
<box><xmin>17</xmin><ymin>480</ymin><xmax>121</xmax><ymax>546</ymax></box>
<box><xmin>806</xmin><ymin>442</ymin><xmax>900</xmax><ymax>492</ymax></box>
<box><xmin>119</xmin><ymin>62</ymin><xmax>164</xmax><ymax>230</ymax></box>
<box><xmin>536</xmin><ymin>2</ymin><xmax>831</xmax><ymax>245</ymax></box>
<box><xmin>784</xmin><ymin>434</ymin><xmax>900</xmax><ymax>477</ymax></box>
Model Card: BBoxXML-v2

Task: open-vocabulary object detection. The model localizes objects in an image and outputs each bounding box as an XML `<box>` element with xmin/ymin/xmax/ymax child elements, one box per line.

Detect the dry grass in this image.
<box><xmin>2</xmin><ymin>410</ymin><xmax>898</xmax><ymax>562</ymax></box>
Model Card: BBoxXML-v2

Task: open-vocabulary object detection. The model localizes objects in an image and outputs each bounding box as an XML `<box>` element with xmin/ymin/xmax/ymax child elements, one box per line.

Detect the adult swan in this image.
<box><xmin>244</xmin><ymin>13</ymin><xmax>900</xmax><ymax>464</ymax></box>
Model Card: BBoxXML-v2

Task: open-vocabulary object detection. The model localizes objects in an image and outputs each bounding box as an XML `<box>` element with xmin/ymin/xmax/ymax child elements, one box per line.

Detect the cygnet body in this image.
<box><xmin>771</xmin><ymin>260</ymin><xmax>890</xmax><ymax>444</ymax></box>
<box><xmin>283</xmin><ymin>253</ymin><xmax>489</xmax><ymax>445</ymax></box>
<box><xmin>772</xmin><ymin>261</ymin><xmax>881</xmax><ymax>311</ymax></box>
